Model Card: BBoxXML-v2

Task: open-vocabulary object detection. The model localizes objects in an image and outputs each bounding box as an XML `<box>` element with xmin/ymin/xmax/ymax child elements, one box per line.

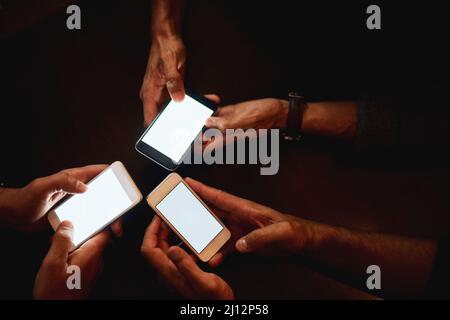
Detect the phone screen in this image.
<box><xmin>156</xmin><ymin>182</ymin><xmax>223</xmax><ymax>253</ymax></box>
<box><xmin>141</xmin><ymin>95</ymin><xmax>214</xmax><ymax>163</ymax></box>
<box><xmin>54</xmin><ymin>168</ymin><xmax>133</xmax><ymax>246</ymax></box>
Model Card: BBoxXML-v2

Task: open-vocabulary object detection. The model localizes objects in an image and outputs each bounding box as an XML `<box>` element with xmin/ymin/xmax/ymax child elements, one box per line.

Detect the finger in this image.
<box><xmin>185</xmin><ymin>177</ymin><xmax>246</xmax><ymax>213</ymax></box>
<box><xmin>70</xmin><ymin>230</ymin><xmax>111</xmax><ymax>268</ymax></box>
<box><xmin>44</xmin><ymin>221</ymin><xmax>74</xmax><ymax>266</ymax></box>
<box><xmin>110</xmin><ymin>218</ymin><xmax>123</xmax><ymax>238</ymax></box>
<box><xmin>37</xmin><ymin>172</ymin><xmax>87</xmax><ymax>195</ymax></box>
<box><xmin>63</xmin><ymin>164</ymin><xmax>108</xmax><ymax>184</ymax></box>
<box><xmin>208</xmin><ymin>244</ymin><xmax>234</xmax><ymax>268</ymax></box>
<box><xmin>235</xmin><ymin>222</ymin><xmax>290</xmax><ymax>254</ymax></box>
<box><xmin>146</xmin><ymin>247</ymin><xmax>193</xmax><ymax>297</ymax></box>
<box><xmin>141</xmin><ymin>215</ymin><xmax>168</xmax><ymax>252</ymax></box>
<box><xmin>162</xmin><ymin>57</ymin><xmax>185</xmax><ymax>102</ymax></box>
<box><xmin>204</xmin><ymin>94</ymin><xmax>221</xmax><ymax>105</ymax></box>
<box><xmin>205</xmin><ymin>116</ymin><xmax>227</xmax><ymax>131</ymax></box>
<box><xmin>142</xmin><ymin>76</ymin><xmax>168</xmax><ymax>126</ymax></box>
<box><xmin>167</xmin><ymin>246</ymin><xmax>214</xmax><ymax>293</ymax></box>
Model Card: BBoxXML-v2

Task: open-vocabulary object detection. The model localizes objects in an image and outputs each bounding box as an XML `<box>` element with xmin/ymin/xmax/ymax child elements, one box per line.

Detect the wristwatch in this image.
<box><xmin>283</xmin><ymin>92</ymin><xmax>306</xmax><ymax>141</ymax></box>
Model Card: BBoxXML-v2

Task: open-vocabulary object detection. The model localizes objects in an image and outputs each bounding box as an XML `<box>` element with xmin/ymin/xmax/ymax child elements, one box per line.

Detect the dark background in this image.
<box><xmin>0</xmin><ymin>0</ymin><xmax>449</xmax><ymax>299</ymax></box>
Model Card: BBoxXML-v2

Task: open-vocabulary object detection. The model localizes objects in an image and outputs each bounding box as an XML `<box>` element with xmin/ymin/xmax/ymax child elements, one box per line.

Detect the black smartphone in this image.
<box><xmin>135</xmin><ymin>91</ymin><xmax>217</xmax><ymax>170</ymax></box>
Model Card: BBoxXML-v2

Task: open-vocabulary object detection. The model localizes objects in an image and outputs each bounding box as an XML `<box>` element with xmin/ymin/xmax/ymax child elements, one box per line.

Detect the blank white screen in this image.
<box><xmin>156</xmin><ymin>182</ymin><xmax>223</xmax><ymax>253</ymax></box>
<box><xmin>141</xmin><ymin>95</ymin><xmax>214</xmax><ymax>163</ymax></box>
<box><xmin>54</xmin><ymin>168</ymin><xmax>133</xmax><ymax>246</ymax></box>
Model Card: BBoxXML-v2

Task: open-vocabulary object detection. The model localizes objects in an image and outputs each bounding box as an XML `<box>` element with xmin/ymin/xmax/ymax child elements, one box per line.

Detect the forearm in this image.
<box><xmin>301</xmin><ymin>101</ymin><xmax>358</xmax><ymax>139</ymax></box>
<box><xmin>151</xmin><ymin>0</ymin><xmax>185</xmax><ymax>37</ymax></box>
<box><xmin>303</xmin><ymin>219</ymin><xmax>436</xmax><ymax>298</ymax></box>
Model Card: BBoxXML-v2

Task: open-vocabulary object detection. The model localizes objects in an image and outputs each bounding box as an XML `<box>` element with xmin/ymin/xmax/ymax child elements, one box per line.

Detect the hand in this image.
<box><xmin>140</xmin><ymin>35</ymin><xmax>186</xmax><ymax>126</ymax></box>
<box><xmin>205</xmin><ymin>98</ymin><xmax>289</xmax><ymax>132</ymax></box>
<box><xmin>141</xmin><ymin>216</ymin><xmax>234</xmax><ymax>300</ymax></box>
<box><xmin>0</xmin><ymin>165</ymin><xmax>107</xmax><ymax>228</ymax></box>
<box><xmin>33</xmin><ymin>219</ymin><xmax>122</xmax><ymax>300</ymax></box>
<box><xmin>186</xmin><ymin>178</ymin><xmax>314</xmax><ymax>262</ymax></box>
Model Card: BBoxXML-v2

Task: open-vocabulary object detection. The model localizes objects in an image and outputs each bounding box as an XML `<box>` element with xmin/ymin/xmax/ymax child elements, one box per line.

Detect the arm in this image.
<box><xmin>0</xmin><ymin>165</ymin><xmax>106</xmax><ymax>228</ymax></box>
<box><xmin>205</xmin><ymin>99</ymin><xmax>358</xmax><ymax>140</ymax></box>
<box><xmin>205</xmin><ymin>90</ymin><xmax>450</xmax><ymax>152</ymax></box>
<box><xmin>236</xmin><ymin>215</ymin><xmax>436</xmax><ymax>298</ymax></box>
<box><xmin>141</xmin><ymin>0</ymin><xmax>186</xmax><ymax>125</ymax></box>
<box><xmin>300</xmin><ymin>101</ymin><xmax>358</xmax><ymax>139</ymax></box>
<box><xmin>187</xmin><ymin>178</ymin><xmax>438</xmax><ymax>299</ymax></box>
<box><xmin>151</xmin><ymin>0</ymin><xmax>185</xmax><ymax>37</ymax></box>
<box><xmin>300</xmin><ymin>221</ymin><xmax>436</xmax><ymax>298</ymax></box>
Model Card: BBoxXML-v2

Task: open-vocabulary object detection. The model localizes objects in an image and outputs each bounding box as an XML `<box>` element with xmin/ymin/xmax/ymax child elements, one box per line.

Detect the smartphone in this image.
<box><xmin>147</xmin><ymin>173</ymin><xmax>230</xmax><ymax>262</ymax></box>
<box><xmin>47</xmin><ymin>161</ymin><xmax>143</xmax><ymax>249</ymax></box>
<box><xmin>135</xmin><ymin>91</ymin><xmax>217</xmax><ymax>171</ymax></box>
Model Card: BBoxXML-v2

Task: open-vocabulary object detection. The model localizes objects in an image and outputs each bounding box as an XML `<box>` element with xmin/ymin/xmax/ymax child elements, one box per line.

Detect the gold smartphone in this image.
<box><xmin>147</xmin><ymin>173</ymin><xmax>230</xmax><ymax>262</ymax></box>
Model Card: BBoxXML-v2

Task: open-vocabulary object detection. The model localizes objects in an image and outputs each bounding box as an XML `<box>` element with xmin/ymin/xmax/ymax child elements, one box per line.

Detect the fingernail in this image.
<box><xmin>172</xmin><ymin>92</ymin><xmax>185</xmax><ymax>102</ymax></box>
<box><xmin>76</xmin><ymin>181</ymin><xmax>87</xmax><ymax>192</ymax></box>
<box><xmin>236</xmin><ymin>239</ymin><xmax>248</xmax><ymax>252</ymax></box>
<box><xmin>168</xmin><ymin>249</ymin><xmax>180</xmax><ymax>262</ymax></box>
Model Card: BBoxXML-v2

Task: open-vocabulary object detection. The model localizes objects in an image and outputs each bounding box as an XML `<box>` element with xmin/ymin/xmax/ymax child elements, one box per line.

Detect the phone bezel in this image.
<box><xmin>135</xmin><ymin>90</ymin><xmax>217</xmax><ymax>171</ymax></box>
<box><xmin>47</xmin><ymin>161</ymin><xmax>143</xmax><ymax>250</ymax></box>
<box><xmin>146</xmin><ymin>173</ymin><xmax>231</xmax><ymax>262</ymax></box>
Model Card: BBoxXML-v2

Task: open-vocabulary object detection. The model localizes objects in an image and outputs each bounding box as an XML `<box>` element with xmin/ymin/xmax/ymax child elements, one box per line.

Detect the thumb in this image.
<box><xmin>235</xmin><ymin>222</ymin><xmax>291</xmax><ymax>254</ymax></box>
<box><xmin>163</xmin><ymin>59</ymin><xmax>185</xmax><ymax>102</ymax></box>
<box><xmin>45</xmin><ymin>221</ymin><xmax>74</xmax><ymax>266</ymax></box>
<box><xmin>40</xmin><ymin>171</ymin><xmax>87</xmax><ymax>195</ymax></box>
<box><xmin>167</xmin><ymin>247</ymin><xmax>212</xmax><ymax>289</ymax></box>
<box><xmin>205</xmin><ymin>116</ymin><xmax>226</xmax><ymax>131</ymax></box>
<box><xmin>166</xmin><ymin>78</ymin><xmax>185</xmax><ymax>102</ymax></box>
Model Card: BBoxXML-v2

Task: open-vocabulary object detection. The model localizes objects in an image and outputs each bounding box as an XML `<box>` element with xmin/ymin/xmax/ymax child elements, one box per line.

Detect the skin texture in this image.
<box><xmin>140</xmin><ymin>0</ymin><xmax>186</xmax><ymax>126</ymax></box>
<box><xmin>34</xmin><ymin>219</ymin><xmax>122</xmax><ymax>299</ymax></box>
<box><xmin>205</xmin><ymin>99</ymin><xmax>358</xmax><ymax>140</ymax></box>
<box><xmin>141</xmin><ymin>215</ymin><xmax>234</xmax><ymax>300</ymax></box>
<box><xmin>0</xmin><ymin>165</ymin><xmax>107</xmax><ymax>228</ymax></box>
<box><xmin>0</xmin><ymin>164</ymin><xmax>122</xmax><ymax>299</ymax></box>
<box><xmin>146</xmin><ymin>178</ymin><xmax>437</xmax><ymax>299</ymax></box>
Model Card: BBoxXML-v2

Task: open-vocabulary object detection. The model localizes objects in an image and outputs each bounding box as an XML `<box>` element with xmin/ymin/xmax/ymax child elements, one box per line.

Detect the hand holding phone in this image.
<box><xmin>136</xmin><ymin>91</ymin><xmax>217</xmax><ymax>170</ymax></box>
<box><xmin>140</xmin><ymin>216</ymin><xmax>234</xmax><ymax>299</ymax></box>
<box><xmin>47</xmin><ymin>161</ymin><xmax>142</xmax><ymax>250</ymax></box>
<box><xmin>146</xmin><ymin>173</ymin><xmax>230</xmax><ymax>262</ymax></box>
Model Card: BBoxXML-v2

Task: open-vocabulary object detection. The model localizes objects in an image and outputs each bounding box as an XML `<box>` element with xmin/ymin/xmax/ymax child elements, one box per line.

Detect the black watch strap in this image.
<box><xmin>284</xmin><ymin>92</ymin><xmax>305</xmax><ymax>141</ymax></box>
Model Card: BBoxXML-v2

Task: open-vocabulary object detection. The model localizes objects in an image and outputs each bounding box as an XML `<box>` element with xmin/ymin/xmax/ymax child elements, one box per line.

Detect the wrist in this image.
<box><xmin>301</xmin><ymin>101</ymin><xmax>358</xmax><ymax>138</ymax></box>
<box><xmin>152</xmin><ymin>26</ymin><xmax>180</xmax><ymax>39</ymax></box>
<box><xmin>294</xmin><ymin>217</ymin><xmax>338</xmax><ymax>256</ymax></box>
<box><xmin>300</xmin><ymin>102</ymin><xmax>319</xmax><ymax>134</ymax></box>
<box><xmin>275</xmin><ymin>99</ymin><xmax>289</xmax><ymax>129</ymax></box>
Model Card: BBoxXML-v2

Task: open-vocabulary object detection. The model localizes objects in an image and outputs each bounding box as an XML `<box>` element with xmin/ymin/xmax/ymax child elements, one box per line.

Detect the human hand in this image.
<box><xmin>141</xmin><ymin>216</ymin><xmax>234</xmax><ymax>300</ymax></box>
<box><xmin>33</xmin><ymin>219</ymin><xmax>122</xmax><ymax>300</ymax></box>
<box><xmin>186</xmin><ymin>178</ymin><xmax>313</xmax><ymax>264</ymax></box>
<box><xmin>140</xmin><ymin>35</ymin><xmax>186</xmax><ymax>126</ymax></box>
<box><xmin>204</xmin><ymin>98</ymin><xmax>289</xmax><ymax>132</ymax></box>
<box><xmin>0</xmin><ymin>165</ymin><xmax>107</xmax><ymax>228</ymax></box>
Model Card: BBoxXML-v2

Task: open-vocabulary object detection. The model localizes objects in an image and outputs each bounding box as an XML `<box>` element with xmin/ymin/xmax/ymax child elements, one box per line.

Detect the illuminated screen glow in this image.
<box><xmin>156</xmin><ymin>182</ymin><xmax>223</xmax><ymax>253</ymax></box>
<box><xmin>141</xmin><ymin>95</ymin><xmax>214</xmax><ymax>163</ymax></box>
<box><xmin>54</xmin><ymin>168</ymin><xmax>133</xmax><ymax>246</ymax></box>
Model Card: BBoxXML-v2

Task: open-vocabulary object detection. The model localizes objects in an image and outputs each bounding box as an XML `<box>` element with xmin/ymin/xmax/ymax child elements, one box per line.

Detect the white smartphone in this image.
<box><xmin>47</xmin><ymin>161</ymin><xmax>142</xmax><ymax>250</ymax></box>
<box><xmin>147</xmin><ymin>173</ymin><xmax>230</xmax><ymax>262</ymax></box>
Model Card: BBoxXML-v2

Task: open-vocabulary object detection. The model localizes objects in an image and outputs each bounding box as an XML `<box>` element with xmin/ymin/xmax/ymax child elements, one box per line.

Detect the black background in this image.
<box><xmin>0</xmin><ymin>0</ymin><xmax>449</xmax><ymax>299</ymax></box>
